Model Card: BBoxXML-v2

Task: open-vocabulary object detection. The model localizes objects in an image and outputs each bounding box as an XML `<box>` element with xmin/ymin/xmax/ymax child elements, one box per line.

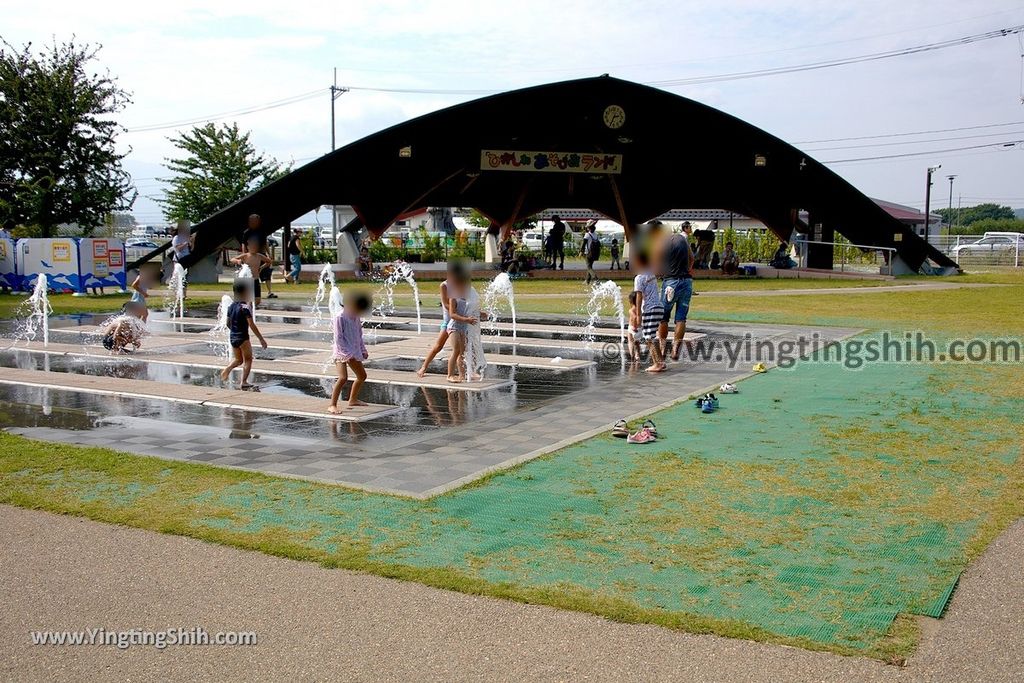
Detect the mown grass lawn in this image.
<box><xmin>0</xmin><ymin>293</ymin><xmax>220</xmax><ymax>320</ymax></box>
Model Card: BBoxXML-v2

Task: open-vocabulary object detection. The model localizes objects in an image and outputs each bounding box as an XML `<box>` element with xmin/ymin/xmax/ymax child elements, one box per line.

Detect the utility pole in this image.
<box><xmin>330</xmin><ymin>67</ymin><xmax>349</xmax><ymax>249</ymax></box>
<box><xmin>946</xmin><ymin>175</ymin><xmax>957</xmax><ymax>230</ymax></box>
<box><xmin>923</xmin><ymin>165</ymin><xmax>941</xmax><ymax>244</ymax></box>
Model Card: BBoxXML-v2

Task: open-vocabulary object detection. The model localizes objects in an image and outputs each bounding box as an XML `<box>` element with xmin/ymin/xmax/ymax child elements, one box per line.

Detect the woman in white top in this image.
<box><xmin>171</xmin><ymin>219</ymin><xmax>192</xmax><ymax>262</ymax></box>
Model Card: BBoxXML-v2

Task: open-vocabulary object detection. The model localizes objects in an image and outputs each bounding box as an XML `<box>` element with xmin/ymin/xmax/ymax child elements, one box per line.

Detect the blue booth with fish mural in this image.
<box><xmin>13</xmin><ymin>237</ymin><xmax>126</xmax><ymax>294</ymax></box>
<box><xmin>76</xmin><ymin>237</ymin><xmax>127</xmax><ymax>294</ymax></box>
<box><xmin>16</xmin><ymin>238</ymin><xmax>81</xmax><ymax>293</ymax></box>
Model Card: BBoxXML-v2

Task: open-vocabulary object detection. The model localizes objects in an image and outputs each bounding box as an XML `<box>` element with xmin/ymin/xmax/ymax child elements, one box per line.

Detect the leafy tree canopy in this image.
<box><xmin>160</xmin><ymin>122</ymin><xmax>287</xmax><ymax>224</ymax></box>
<box><xmin>0</xmin><ymin>38</ymin><xmax>135</xmax><ymax>236</ymax></box>
<box><xmin>934</xmin><ymin>203</ymin><xmax>1015</xmax><ymax>228</ymax></box>
<box><xmin>466</xmin><ymin>208</ymin><xmax>535</xmax><ymax>231</ymax></box>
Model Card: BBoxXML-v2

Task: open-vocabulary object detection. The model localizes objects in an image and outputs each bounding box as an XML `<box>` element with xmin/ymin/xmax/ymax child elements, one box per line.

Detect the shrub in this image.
<box><xmin>418</xmin><ymin>227</ymin><xmax>444</xmax><ymax>263</ymax></box>
<box><xmin>450</xmin><ymin>230</ymin><xmax>483</xmax><ymax>260</ymax></box>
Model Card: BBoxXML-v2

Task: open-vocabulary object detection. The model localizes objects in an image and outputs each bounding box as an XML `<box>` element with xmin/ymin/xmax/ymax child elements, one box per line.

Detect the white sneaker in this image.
<box><xmin>719</xmin><ymin>383</ymin><xmax>738</xmax><ymax>394</ymax></box>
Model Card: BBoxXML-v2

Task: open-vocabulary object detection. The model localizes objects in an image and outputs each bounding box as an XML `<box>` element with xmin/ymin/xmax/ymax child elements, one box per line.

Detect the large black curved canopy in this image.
<box><xmin>170</xmin><ymin>75</ymin><xmax>955</xmax><ymax>271</ymax></box>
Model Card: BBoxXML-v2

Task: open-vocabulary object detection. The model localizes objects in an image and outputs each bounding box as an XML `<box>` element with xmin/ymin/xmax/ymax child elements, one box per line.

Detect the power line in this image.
<box><xmin>959</xmin><ymin>196</ymin><xmax>1024</xmax><ymax>201</ymax></box>
<box><xmin>647</xmin><ymin>25</ymin><xmax>1024</xmax><ymax>88</ymax></box>
<box><xmin>793</xmin><ymin>120</ymin><xmax>1024</xmax><ymax>144</ymax></box>
<box><xmin>823</xmin><ymin>139</ymin><xmax>1024</xmax><ymax>164</ymax></box>
<box><xmin>124</xmin><ymin>88</ymin><xmax>324</xmax><ymax>133</ymax></box>
<box><xmin>803</xmin><ymin>129</ymin><xmax>1024</xmax><ymax>152</ymax></box>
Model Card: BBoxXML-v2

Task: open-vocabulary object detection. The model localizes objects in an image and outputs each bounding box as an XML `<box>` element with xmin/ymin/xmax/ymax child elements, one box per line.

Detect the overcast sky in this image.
<box><xmin>5</xmin><ymin>0</ymin><xmax>1024</xmax><ymax>224</ymax></box>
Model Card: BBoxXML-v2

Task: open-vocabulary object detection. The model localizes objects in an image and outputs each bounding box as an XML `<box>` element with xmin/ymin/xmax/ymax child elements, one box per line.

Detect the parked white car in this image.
<box><xmin>316</xmin><ymin>226</ymin><xmax>336</xmax><ymax>247</ymax></box>
<box><xmin>125</xmin><ymin>238</ymin><xmax>160</xmax><ymax>250</ymax></box>
<box><xmin>125</xmin><ymin>238</ymin><xmax>163</xmax><ymax>264</ymax></box>
<box><xmin>522</xmin><ymin>232</ymin><xmax>546</xmax><ymax>250</ymax></box>
<box><xmin>131</xmin><ymin>225</ymin><xmax>162</xmax><ymax>239</ymax></box>
<box><xmin>950</xmin><ymin>232</ymin><xmax>1024</xmax><ymax>255</ymax></box>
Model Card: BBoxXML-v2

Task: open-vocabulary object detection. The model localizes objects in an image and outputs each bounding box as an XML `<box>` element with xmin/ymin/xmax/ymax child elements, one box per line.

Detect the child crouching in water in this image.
<box><xmin>329</xmin><ymin>290</ymin><xmax>371</xmax><ymax>413</ymax></box>
<box><xmin>100</xmin><ymin>301</ymin><xmax>148</xmax><ymax>354</ymax></box>
<box><xmin>220</xmin><ymin>279</ymin><xmax>267</xmax><ymax>390</ymax></box>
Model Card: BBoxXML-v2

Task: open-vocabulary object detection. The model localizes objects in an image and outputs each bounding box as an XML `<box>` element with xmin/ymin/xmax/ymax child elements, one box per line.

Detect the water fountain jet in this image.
<box><xmin>583</xmin><ymin>280</ymin><xmax>626</xmax><ymax>348</ymax></box>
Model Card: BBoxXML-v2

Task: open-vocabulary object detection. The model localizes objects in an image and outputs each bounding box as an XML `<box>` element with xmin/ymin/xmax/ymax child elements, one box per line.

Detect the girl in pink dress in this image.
<box><xmin>328</xmin><ymin>290</ymin><xmax>371</xmax><ymax>413</ymax></box>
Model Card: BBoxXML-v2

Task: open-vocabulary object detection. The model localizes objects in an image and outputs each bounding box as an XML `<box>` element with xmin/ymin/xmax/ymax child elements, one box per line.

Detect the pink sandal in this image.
<box><xmin>627</xmin><ymin>427</ymin><xmax>656</xmax><ymax>444</ymax></box>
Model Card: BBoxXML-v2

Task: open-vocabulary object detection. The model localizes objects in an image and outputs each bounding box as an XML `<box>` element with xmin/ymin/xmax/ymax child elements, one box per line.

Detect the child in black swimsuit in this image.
<box><xmin>219</xmin><ymin>279</ymin><xmax>268</xmax><ymax>389</ymax></box>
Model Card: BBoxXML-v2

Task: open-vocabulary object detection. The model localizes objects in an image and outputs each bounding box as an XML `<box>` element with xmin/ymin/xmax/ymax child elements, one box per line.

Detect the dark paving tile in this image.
<box><xmin>283</xmin><ymin>465</ymin><xmax>327</xmax><ymax>476</ymax></box>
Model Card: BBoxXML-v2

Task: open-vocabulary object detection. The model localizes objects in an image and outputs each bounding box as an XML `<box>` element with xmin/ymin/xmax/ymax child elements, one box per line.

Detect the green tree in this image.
<box><xmin>0</xmin><ymin>38</ymin><xmax>134</xmax><ymax>236</ymax></box>
<box><xmin>934</xmin><ymin>203</ymin><xmax>1015</xmax><ymax>228</ymax></box>
<box><xmin>467</xmin><ymin>208</ymin><xmax>490</xmax><ymax>228</ymax></box>
<box><xmin>160</xmin><ymin>122</ymin><xmax>286</xmax><ymax>223</ymax></box>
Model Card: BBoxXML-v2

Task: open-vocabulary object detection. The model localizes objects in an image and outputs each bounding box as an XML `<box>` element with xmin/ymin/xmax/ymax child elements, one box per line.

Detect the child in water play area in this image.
<box><xmin>129</xmin><ymin>270</ymin><xmax>152</xmax><ymax>322</ymax></box>
<box><xmin>99</xmin><ymin>301</ymin><xmax>148</xmax><ymax>354</ymax></box>
<box><xmin>219</xmin><ymin>279</ymin><xmax>268</xmax><ymax>390</ymax></box>
<box><xmin>416</xmin><ymin>261</ymin><xmax>459</xmax><ymax>378</ymax></box>
<box><xmin>627</xmin><ymin>291</ymin><xmax>641</xmax><ymax>362</ymax></box>
<box><xmin>329</xmin><ymin>290</ymin><xmax>371</xmax><ymax>413</ymax></box>
<box><xmin>633</xmin><ymin>249</ymin><xmax>666</xmax><ymax>373</ymax></box>
<box><xmin>230</xmin><ymin>238</ymin><xmax>272</xmax><ymax>306</ymax></box>
<box><xmin>445</xmin><ymin>269</ymin><xmax>482</xmax><ymax>383</ymax></box>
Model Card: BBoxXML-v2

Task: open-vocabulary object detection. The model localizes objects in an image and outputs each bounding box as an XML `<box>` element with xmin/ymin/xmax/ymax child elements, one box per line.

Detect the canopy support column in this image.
<box><xmin>805</xmin><ymin>212</ymin><xmax>834</xmax><ymax>270</ymax></box>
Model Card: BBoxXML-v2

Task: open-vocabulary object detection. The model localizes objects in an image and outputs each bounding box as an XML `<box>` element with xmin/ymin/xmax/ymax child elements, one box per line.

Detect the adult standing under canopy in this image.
<box><xmin>285</xmin><ymin>230</ymin><xmax>303</xmax><ymax>284</ymax></box>
<box><xmin>240</xmin><ymin>214</ymin><xmax>265</xmax><ymax>250</ymax></box>
<box><xmin>582</xmin><ymin>221</ymin><xmax>600</xmax><ymax>284</ymax></box>
<box><xmin>168</xmin><ymin>219</ymin><xmax>193</xmax><ymax>294</ymax></box>
<box><xmin>548</xmin><ymin>215</ymin><xmax>567</xmax><ymax>270</ymax></box>
<box><xmin>171</xmin><ymin>219</ymin><xmax>192</xmax><ymax>263</ymax></box>
<box><xmin>652</xmin><ymin>222</ymin><xmax>694</xmax><ymax>362</ymax></box>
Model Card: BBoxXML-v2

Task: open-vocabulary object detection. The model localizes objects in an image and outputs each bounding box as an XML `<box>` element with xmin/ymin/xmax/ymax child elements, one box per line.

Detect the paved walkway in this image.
<box><xmin>0</xmin><ymin>506</ymin><xmax>1020</xmax><ymax>682</ymax></box>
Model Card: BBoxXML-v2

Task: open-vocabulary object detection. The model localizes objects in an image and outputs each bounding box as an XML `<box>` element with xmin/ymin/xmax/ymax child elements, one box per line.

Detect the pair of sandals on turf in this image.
<box><xmin>694</xmin><ymin>382</ymin><xmax>738</xmax><ymax>413</ymax></box>
<box><xmin>613</xmin><ymin>418</ymin><xmax>660</xmax><ymax>444</ymax></box>
<box><xmin>613</xmin><ymin>383</ymin><xmax>738</xmax><ymax>443</ymax></box>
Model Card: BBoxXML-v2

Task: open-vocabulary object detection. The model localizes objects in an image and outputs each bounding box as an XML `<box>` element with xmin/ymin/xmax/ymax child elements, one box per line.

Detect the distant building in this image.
<box><xmin>872</xmin><ymin>199</ymin><xmax>941</xmax><ymax>237</ymax></box>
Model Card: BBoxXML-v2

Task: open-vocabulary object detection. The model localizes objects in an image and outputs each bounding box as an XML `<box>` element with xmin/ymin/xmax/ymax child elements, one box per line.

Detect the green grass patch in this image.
<box><xmin>0</xmin><ymin>293</ymin><xmax>220</xmax><ymax>320</ymax></box>
<box><xmin>690</xmin><ymin>269</ymin><xmax>1024</xmax><ymax>336</ymax></box>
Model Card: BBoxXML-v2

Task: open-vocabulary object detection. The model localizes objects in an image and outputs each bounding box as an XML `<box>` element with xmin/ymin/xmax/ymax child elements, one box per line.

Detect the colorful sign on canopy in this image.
<box><xmin>481</xmin><ymin>150</ymin><xmax>622</xmax><ymax>174</ymax></box>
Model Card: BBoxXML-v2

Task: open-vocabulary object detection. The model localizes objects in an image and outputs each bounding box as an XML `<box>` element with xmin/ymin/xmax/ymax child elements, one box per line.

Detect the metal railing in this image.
<box><xmin>923</xmin><ymin>234</ymin><xmax>1022</xmax><ymax>268</ymax></box>
<box><xmin>796</xmin><ymin>238</ymin><xmax>897</xmax><ymax>274</ymax></box>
